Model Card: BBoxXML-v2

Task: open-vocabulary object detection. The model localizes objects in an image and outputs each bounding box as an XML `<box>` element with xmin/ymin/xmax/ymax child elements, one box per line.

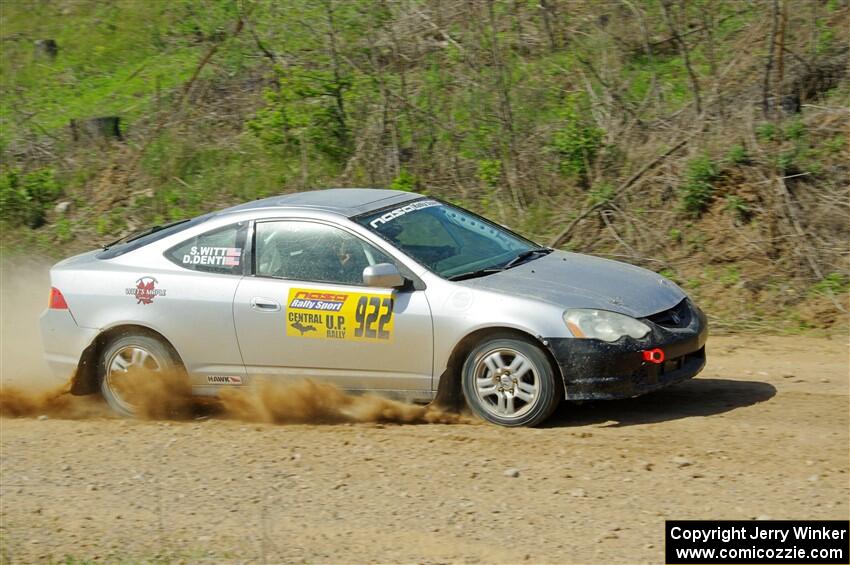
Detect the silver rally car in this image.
<box><xmin>40</xmin><ymin>188</ymin><xmax>707</xmax><ymax>426</ymax></box>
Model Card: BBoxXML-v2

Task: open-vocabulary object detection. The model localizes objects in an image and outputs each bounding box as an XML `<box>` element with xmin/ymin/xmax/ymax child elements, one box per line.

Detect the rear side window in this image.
<box><xmin>165</xmin><ymin>222</ymin><xmax>248</xmax><ymax>275</ymax></box>
<box><xmin>97</xmin><ymin>216</ymin><xmax>211</xmax><ymax>259</ymax></box>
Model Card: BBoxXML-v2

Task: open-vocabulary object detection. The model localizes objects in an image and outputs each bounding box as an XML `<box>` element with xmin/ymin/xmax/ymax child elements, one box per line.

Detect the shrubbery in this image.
<box><xmin>0</xmin><ymin>168</ymin><xmax>61</xmax><ymax>228</ymax></box>
<box><xmin>551</xmin><ymin>96</ymin><xmax>604</xmax><ymax>184</ymax></box>
<box><xmin>680</xmin><ymin>155</ymin><xmax>719</xmax><ymax>216</ymax></box>
<box><xmin>247</xmin><ymin>70</ymin><xmax>354</xmax><ymax>162</ymax></box>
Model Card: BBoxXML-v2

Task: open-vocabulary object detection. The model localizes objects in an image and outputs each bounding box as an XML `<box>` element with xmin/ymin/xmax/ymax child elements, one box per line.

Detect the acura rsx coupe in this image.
<box><xmin>40</xmin><ymin>188</ymin><xmax>708</xmax><ymax>426</ymax></box>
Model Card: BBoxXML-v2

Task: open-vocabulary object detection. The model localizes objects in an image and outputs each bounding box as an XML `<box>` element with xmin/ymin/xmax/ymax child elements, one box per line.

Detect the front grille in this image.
<box><xmin>644</xmin><ymin>298</ymin><xmax>692</xmax><ymax>329</ymax></box>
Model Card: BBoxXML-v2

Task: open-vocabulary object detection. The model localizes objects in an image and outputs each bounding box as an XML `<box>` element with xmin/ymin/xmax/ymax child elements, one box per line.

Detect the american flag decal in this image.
<box><xmin>223</xmin><ymin>247</ymin><xmax>241</xmax><ymax>267</ymax></box>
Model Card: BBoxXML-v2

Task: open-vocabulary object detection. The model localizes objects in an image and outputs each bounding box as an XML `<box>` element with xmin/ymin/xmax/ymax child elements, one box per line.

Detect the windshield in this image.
<box><xmin>354</xmin><ymin>199</ymin><xmax>542</xmax><ymax>278</ymax></box>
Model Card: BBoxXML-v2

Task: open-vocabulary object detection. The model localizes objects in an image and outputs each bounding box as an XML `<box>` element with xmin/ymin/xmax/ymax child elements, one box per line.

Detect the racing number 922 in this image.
<box><xmin>354</xmin><ymin>296</ymin><xmax>393</xmax><ymax>339</ymax></box>
<box><xmin>286</xmin><ymin>288</ymin><xmax>395</xmax><ymax>341</ymax></box>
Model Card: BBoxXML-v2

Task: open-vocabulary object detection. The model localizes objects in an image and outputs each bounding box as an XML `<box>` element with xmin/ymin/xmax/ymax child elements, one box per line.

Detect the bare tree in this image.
<box><xmin>480</xmin><ymin>0</ymin><xmax>524</xmax><ymax>208</ymax></box>
<box><xmin>699</xmin><ymin>2</ymin><xmax>720</xmax><ymax>116</ymax></box>
<box><xmin>323</xmin><ymin>0</ymin><xmax>351</xmax><ymax>152</ymax></box>
<box><xmin>621</xmin><ymin>0</ymin><xmax>661</xmax><ymax>110</ymax></box>
<box><xmin>660</xmin><ymin>0</ymin><xmax>702</xmax><ymax>115</ymax></box>
<box><xmin>776</xmin><ymin>0</ymin><xmax>788</xmax><ymax>101</ymax></box>
<box><xmin>539</xmin><ymin>0</ymin><xmax>558</xmax><ymax>51</ymax></box>
<box><xmin>762</xmin><ymin>0</ymin><xmax>780</xmax><ymax>116</ymax></box>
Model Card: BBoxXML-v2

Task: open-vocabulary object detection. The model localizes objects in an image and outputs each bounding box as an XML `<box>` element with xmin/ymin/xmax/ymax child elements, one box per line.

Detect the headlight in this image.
<box><xmin>563</xmin><ymin>309</ymin><xmax>650</xmax><ymax>342</ymax></box>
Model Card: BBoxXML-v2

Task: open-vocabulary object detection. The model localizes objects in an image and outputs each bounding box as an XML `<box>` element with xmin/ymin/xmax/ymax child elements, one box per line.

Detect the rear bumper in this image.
<box><xmin>39</xmin><ymin>309</ymin><xmax>96</xmax><ymax>383</ymax></box>
<box><xmin>545</xmin><ymin>300</ymin><xmax>708</xmax><ymax>400</ymax></box>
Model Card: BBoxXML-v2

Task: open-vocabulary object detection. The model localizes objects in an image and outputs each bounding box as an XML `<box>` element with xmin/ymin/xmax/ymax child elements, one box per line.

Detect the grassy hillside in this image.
<box><xmin>1</xmin><ymin>0</ymin><xmax>848</xmax><ymax>332</ymax></box>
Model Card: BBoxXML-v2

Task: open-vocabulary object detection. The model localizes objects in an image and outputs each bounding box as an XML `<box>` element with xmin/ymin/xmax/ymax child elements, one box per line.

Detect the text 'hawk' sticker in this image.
<box><xmin>286</xmin><ymin>288</ymin><xmax>394</xmax><ymax>341</ymax></box>
<box><xmin>206</xmin><ymin>375</ymin><xmax>243</xmax><ymax>385</ymax></box>
<box><xmin>182</xmin><ymin>246</ymin><xmax>241</xmax><ymax>267</ymax></box>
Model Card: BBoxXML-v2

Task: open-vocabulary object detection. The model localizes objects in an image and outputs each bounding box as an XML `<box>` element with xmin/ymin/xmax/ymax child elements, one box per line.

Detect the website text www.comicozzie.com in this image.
<box><xmin>665</xmin><ymin>520</ymin><xmax>849</xmax><ymax>564</ymax></box>
<box><xmin>673</xmin><ymin>546</ymin><xmax>844</xmax><ymax>562</ymax></box>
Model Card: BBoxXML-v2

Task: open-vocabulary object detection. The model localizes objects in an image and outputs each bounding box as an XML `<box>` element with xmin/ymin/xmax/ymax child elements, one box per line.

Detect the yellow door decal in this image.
<box><xmin>286</xmin><ymin>288</ymin><xmax>394</xmax><ymax>341</ymax></box>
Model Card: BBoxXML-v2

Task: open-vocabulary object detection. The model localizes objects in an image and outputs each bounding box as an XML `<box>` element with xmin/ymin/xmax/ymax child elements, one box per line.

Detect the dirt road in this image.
<box><xmin>1</xmin><ymin>335</ymin><xmax>848</xmax><ymax>564</ymax></box>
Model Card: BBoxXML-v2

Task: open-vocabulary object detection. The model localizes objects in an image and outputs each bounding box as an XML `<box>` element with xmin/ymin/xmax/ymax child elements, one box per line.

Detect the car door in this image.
<box><xmin>232</xmin><ymin>219</ymin><xmax>433</xmax><ymax>392</ymax></box>
<box><xmin>159</xmin><ymin>221</ymin><xmax>249</xmax><ymax>390</ymax></box>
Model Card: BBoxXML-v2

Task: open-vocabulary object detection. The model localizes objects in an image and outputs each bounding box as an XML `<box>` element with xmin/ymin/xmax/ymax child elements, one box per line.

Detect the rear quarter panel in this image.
<box><xmin>53</xmin><ymin>246</ymin><xmax>246</xmax><ymax>380</ymax></box>
<box><xmin>39</xmin><ymin>308</ymin><xmax>98</xmax><ymax>382</ymax></box>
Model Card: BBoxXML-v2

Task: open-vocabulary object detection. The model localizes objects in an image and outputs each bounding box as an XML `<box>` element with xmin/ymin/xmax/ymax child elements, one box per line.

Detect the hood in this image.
<box><xmin>458</xmin><ymin>251</ymin><xmax>685</xmax><ymax>318</ymax></box>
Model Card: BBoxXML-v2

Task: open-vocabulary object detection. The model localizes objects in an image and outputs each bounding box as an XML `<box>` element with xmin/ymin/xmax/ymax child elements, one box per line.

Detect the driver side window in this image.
<box><xmin>254</xmin><ymin>221</ymin><xmax>394</xmax><ymax>285</ymax></box>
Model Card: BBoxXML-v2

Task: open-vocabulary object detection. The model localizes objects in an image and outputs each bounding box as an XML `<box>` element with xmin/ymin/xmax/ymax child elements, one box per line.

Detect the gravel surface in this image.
<box><xmin>1</xmin><ymin>335</ymin><xmax>848</xmax><ymax>564</ymax></box>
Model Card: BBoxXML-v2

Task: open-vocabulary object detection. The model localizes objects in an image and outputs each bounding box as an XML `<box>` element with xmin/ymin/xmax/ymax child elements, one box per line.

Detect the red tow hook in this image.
<box><xmin>642</xmin><ymin>348</ymin><xmax>665</xmax><ymax>364</ymax></box>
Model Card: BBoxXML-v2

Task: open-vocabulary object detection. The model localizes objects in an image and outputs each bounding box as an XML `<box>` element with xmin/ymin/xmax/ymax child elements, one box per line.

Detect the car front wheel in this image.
<box><xmin>461</xmin><ymin>335</ymin><xmax>561</xmax><ymax>427</ymax></box>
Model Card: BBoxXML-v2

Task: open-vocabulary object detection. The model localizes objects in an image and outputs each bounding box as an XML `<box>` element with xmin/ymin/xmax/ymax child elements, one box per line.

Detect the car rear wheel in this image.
<box><xmin>99</xmin><ymin>333</ymin><xmax>179</xmax><ymax>417</ymax></box>
<box><xmin>461</xmin><ymin>335</ymin><xmax>561</xmax><ymax>427</ymax></box>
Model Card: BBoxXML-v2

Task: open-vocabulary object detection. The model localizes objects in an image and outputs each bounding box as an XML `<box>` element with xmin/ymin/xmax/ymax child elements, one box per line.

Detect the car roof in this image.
<box><xmin>217</xmin><ymin>188</ymin><xmax>422</xmax><ymax>217</ymax></box>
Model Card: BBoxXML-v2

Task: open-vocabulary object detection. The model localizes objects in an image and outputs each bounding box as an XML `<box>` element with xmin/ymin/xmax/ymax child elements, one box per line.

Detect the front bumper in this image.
<box><xmin>545</xmin><ymin>300</ymin><xmax>708</xmax><ymax>400</ymax></box>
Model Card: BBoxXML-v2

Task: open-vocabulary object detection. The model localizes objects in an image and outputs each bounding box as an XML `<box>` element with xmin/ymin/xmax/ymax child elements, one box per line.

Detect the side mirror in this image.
<box><xmin>363</xmin><ymin>263</ymin><xmax>405</xmax><ymax>288</ymax></box>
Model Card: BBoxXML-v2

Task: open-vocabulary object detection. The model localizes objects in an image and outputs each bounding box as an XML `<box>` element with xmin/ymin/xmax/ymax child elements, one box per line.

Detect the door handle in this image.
<box><xmin>251</xmin><ymin>297</ymin><xmax>281</xmax><ymax>312</ymax></box>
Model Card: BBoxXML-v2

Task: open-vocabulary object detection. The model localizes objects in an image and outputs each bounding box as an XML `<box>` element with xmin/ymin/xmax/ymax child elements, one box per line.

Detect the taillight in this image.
<box><xmin>49</xmin><ymin>287</ymin><xmax>69</xmax><ymax>309</ymax></box>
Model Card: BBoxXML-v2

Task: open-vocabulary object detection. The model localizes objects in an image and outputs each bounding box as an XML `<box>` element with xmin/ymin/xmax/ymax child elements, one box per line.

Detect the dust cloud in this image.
<box><xmin>218</xmin><ymin>378</ymin><xmax>470</xmax><ymax>425</ymax></box>
<box><xmin>1</xmin><ymin>369</ymin><xmax>470</xmax><ymax>425</ymax></box>
<box><xmin>108</xmin><ymin>367</ymin><xmax>198</xmax><ymax>420</ymax></box>
<box><xmin>0</xmin><ymin>257</ymin><xmax>468</xmax><ymax>425</ymax></box>
<box><xmin>0</xmin><ymin>257</ymin><xmax>54</xmax><ymax>389</ymax></box>
<box><xmin>0</xmin><ymin>383</ymin><xmax>111</xmax><ymax>419</ymax></box>
<box><xmin>0</xmin><ymin>257</ymin><xmax>109</xmax><ymax>418</ymax></box>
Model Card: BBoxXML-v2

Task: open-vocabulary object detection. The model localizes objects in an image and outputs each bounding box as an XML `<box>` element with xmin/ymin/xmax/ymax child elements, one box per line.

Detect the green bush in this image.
<box><xmin>247</xmin><ymin>69</ymin><xmax>355</xmax><ymax>162</ymax></box>
<box><xmin>589</xmin><ymin>182</ymin><xmax>615</xmax><ymax>206</ymax></box>
<box><xmin>822</xmin><ymin>135</ymin><xmax>846</xmax><ymax>154</ymax></box>
<box><xmin>725</xmin><ymin>195</ymin><xmax>751</xmax><ymax>222</ymax></box>
<box><xmin>95</xmin><ymin>216</ymin><xmax>109</xmax><ymax>236</ymax></box>
<box><xmin>775</xmin><ymin>150</ymin><xmax>799</xmax><ymax>173</ymax></box>
<box><xmin>0</xmin><ymin>168</ymin><xmax>62</xmax><ymax>228</ymax></box>
<box><xmin>811</xmin><ymin>273</ymin><xmax>850</xmax><ymax>296</ymax></box>
<box><xmin>784</xmin><ymin>120</ymin><xmax>806</xmax><ymax>141</ymax></box>
<box><xmin>680</xmin><ymin>155</ymin><xmax>719</xmax><ymax>216</ymax></box>
<box><xmin>755</xmin><ymin>122</ymin><xmax>777</xmax><ymax>142</ymax></box>
<box><xmin>814</xmin><ymin>19</ymin><xmax>836</xmax><ymax>55</ymax></box>
<box><xmin>725</xmin><ymin>144</ymin><xmax>750</xmax><ymax>165</ymax></box>
<box><xmin>476</xmin><ymin>159</ymin><xmax>502</xmax><ymax>188</ymax></box>
<box><xmin>720</xmin><ymin>265</ymin><xmax>741</xmax><ymax>286</ymax></box>
<box><xmin>551</xmin><ymin>96</ymin><xmax>604</xmax><ymax>182</ymax></box>
<box><xmin>54</xmin><ymin>218</ymin><xmax>73</xmax><ymax>243</ymax></box>
<box><xmin>390</xmin><ymin>169</ymin><xmax>418</xmax><ymax>192</ymax></box>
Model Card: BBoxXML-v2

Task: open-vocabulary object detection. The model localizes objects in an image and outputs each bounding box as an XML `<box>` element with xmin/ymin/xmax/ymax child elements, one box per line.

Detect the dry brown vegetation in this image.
<box><xmin>1</xmin><ymin>0</ymin><xmax>848</xmax><ymax>330</ymax></box>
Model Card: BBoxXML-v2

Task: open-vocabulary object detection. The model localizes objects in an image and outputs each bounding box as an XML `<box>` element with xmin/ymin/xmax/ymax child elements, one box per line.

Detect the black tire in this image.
<box><xmin>461</xmin><ymin>334</ymin><xmax>561</xmax><ymax>427</ymax></box>
<box><xmin>99</xmin><ymin>333</ymin><xmax>180</xmax><ymax>418</ymax></box>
